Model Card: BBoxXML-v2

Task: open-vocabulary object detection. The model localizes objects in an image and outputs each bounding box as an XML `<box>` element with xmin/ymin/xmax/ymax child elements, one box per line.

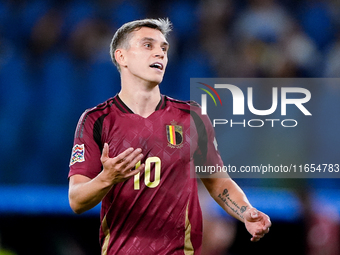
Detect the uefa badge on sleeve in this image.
<box><xmin>70</xmin><ymin>144</ymin><xmax>85</xmax><ymax>166</ymax></box>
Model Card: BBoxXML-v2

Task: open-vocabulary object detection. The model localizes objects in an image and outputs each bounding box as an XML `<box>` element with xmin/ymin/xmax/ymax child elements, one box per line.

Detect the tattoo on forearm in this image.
<box><xmin>240</xmin><ymin>205</ymin><xmax>247</xmax><ymax>213</ymax></box>
<box><xmin>218</xmin><ymin>189</ymin><xmax>247</xmax><ymax>219</ymax></box>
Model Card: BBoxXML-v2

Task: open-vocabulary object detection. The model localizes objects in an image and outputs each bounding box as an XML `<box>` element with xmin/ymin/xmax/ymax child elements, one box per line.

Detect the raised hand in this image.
<box><xmin>100</xmin><ymin>143</ymin><xmax>144</xmax><ymax>185</ymax></box>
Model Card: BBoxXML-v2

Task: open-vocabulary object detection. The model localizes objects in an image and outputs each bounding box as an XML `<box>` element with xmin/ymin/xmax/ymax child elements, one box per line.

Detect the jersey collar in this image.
<box><xmin>113</xmin><ymin>94</ymin><xmax>167</xmax><ymax>114</ymax></box>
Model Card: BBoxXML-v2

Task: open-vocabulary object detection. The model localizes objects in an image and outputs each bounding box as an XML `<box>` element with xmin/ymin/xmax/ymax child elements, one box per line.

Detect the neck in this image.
<box><xmin>118</xmin><ymin>68</ymin><xmax>163</xmax><ymax>117</ymax></box>
<box><xmin>118</xmin><ymin>83</ymin><xmax>161</xmax><ymax>118</ymax></box>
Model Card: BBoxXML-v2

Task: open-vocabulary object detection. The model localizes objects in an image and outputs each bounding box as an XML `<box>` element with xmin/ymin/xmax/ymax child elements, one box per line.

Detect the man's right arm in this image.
<box><xmin>68</xmin><ymin>143</ymin><xmax>144</xmax><ymax>214</ymax></box>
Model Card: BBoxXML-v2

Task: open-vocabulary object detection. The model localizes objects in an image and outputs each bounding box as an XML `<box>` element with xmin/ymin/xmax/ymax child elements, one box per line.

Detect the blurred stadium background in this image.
<box><xmin>0</xmin><ymin>0</ymin><xmax>340</xmax><ymax>254</ymax></box>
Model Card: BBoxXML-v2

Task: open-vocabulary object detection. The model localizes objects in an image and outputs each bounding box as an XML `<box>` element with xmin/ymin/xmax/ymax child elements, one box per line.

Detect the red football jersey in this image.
<box><xmin>69</xmin><ymin>95</ymin><xmax>223</xmax><ymax>255</ymax></box>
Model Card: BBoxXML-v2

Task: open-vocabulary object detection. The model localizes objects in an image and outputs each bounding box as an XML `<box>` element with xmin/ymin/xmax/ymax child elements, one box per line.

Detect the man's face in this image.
<box><xmin>121</xmin><ymin>27</ymin><xmax>169</xmax><ymax>86</ymax></box>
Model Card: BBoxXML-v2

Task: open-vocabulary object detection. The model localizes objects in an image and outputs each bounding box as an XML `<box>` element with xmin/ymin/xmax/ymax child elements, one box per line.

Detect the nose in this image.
<box><xmin>154</xmin><ymin>47</ymin><xmax>165</xmax><ymax>58</ymax></box>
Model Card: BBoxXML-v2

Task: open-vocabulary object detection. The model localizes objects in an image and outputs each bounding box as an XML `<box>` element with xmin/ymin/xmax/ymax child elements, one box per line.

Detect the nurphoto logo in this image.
<box><xmin>197</xmin><ymin>82</ymin><xmax>312</xmax><ymax>128</ymax></box>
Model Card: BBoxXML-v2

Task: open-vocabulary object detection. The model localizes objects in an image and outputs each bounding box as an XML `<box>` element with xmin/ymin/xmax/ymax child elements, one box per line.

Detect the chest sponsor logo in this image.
<box><xmin>70</xmin><ymin>144</ymin><xmax>85</xmax><ymax>166</ymax></box>
<box><xmin>166</xmin><ymin>122</ymin><xmax>183</xmax><ymax>148</ymax></box>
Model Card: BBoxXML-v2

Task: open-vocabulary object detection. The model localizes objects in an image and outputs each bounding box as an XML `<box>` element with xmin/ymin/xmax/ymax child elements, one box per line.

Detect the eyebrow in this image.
<box><xmin>140</xmin><ymin>37</ymin><xmax>169</xmax><ymax>47</ymax></box>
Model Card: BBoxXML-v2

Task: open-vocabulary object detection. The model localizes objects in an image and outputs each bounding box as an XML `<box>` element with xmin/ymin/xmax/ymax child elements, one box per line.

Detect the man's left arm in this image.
<box><xmin>200</xmin><ymin>177</ymin><xmax>271</xmax><ymax>242</ymax></box>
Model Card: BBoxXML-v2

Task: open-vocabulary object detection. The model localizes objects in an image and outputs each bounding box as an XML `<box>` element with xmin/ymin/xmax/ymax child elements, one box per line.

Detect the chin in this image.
<box><xmin>148</xmin><ymin>76</ymin><xmax>164</xmax><ymax>86</ymax></box>
<box><xmin>149</xmin><ymin>80</ymin><xmax>162</xmax><ymax>87</ymax></box>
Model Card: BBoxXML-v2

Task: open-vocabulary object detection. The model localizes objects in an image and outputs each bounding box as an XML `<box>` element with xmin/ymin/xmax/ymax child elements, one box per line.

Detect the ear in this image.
<box><xmin>115</xmin><ymin>49</ymin><xmax>127</xmax><ymax>68</ymax></box>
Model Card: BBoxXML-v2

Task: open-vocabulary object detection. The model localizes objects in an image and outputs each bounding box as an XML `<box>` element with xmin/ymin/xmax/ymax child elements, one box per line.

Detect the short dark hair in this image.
<box><xmin>110</xmin><ymin>18</ymin><xmax>172</xmax><ymax>71</ymax></box>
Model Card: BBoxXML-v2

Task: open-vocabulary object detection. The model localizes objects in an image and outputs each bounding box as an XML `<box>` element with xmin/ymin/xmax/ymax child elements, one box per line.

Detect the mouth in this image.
<box><xmin>149</xmin><ymin>62</ymin><xmax>164</xmax><ymax>71</ymax></box>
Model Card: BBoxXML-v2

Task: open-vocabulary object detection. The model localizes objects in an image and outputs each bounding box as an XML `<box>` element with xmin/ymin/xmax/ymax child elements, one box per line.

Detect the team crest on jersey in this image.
<box><xmin>70</xmin><ymin>144</ymin><xmax>85</xmax><ymax>166</ymax></box>
<box><xmin>166</xmin><ymin>121</ymin><xmax>183</xmax><ymax>148</ymax></box>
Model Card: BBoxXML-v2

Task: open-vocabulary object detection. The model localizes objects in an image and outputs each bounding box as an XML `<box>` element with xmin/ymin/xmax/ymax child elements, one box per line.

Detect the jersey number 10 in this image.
<box><xmin>134</xmin><ymin>157</ymin><xmax>161</xmax><ymax>190</ymax></box>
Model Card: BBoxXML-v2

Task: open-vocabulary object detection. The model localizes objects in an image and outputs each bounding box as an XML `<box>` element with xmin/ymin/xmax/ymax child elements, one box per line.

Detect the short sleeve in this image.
<box><xmin>68</xmin><ymin>110</ymin><xmax>103</xmax><ymax>179</ymax></box>
<box><xmin>191</xmin><ymin>108</ymin><xmax>224</xmax><ymax>177</ymax></box>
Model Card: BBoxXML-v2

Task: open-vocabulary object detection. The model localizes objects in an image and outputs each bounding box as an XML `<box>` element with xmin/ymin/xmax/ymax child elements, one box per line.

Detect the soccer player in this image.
<box><xmin>68</xmin><ymin>18</ymin><xmax>271</xmax><ymax>254</ymax></box>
